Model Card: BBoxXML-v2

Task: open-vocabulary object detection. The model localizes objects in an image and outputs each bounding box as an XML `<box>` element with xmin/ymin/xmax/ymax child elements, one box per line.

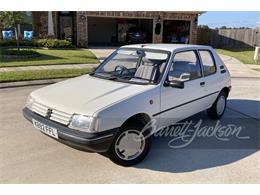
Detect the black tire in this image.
<box><xmin>207</xmin><ymin>91</ymin><xmax>227</xmax><ymax>119</ymax></box>
<box><xmin>108</xmin><ymin>121</ymin><xmax>152</xmax><ymax>166</ymax></box>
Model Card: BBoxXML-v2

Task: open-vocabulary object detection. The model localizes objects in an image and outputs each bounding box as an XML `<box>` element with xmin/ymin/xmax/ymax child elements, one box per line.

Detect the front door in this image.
<box><xmin>58</xmin><ymin>12</ymin><xmax>75</xmax><ymax>44</ymax></box>
<box><xmin>159</xmin><ymin>50</ymin><xmax>207</xmax><ymax>128</ymax></box>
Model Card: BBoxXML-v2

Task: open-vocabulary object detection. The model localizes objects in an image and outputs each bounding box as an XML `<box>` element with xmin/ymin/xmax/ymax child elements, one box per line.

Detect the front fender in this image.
<box><xmin>95</xmin><ymin>86</ymin><xmax>160</xmax><ymax>132</ymax></box>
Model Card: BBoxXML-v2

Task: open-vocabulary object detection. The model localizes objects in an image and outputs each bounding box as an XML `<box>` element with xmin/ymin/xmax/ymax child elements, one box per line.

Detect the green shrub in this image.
<box><xmin>0</xmin><ymin>38</ymin><xmax>73</xmax><ymax>48</ymax></box>
<box><xmin>43</xmin><ymin>39</ymin><xmax>73</xmax><ymax>48</ymax></box>
<box><xmin>0</xmin><ymin>40</ymin><xmax>17</xmax><ymax>46</ymax></box>
<box><xmin>37</xmin><ymin>39</ymin><xmax>73</xmax><ymax>48</ymax></box>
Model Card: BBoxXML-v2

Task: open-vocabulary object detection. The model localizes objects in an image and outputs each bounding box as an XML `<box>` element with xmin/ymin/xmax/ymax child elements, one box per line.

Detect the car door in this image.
<box><xmin>158</xmin><ymin>49</ymin><xmax>208</xmax><ymax>128</ymax></box>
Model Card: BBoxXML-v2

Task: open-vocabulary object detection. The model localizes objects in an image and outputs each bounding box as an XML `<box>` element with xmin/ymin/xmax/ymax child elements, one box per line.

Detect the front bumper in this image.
<box><xmin>23</xmin><ymin>107</ymin><xmax>118</xmax><ymax>152</ymax></box>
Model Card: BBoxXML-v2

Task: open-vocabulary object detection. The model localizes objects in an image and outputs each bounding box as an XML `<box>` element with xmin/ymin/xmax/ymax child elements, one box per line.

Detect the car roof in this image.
<box><xmin>121</xmin><ymin>44</ymin><xmax>213</xmax><ymax>52</ymax></box>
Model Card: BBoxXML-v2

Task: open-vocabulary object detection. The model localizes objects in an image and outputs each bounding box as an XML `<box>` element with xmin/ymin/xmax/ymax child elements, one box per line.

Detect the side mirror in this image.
<box><xmin>164</xmin><ymin>79</ymin><xmax>184</xmax><ymax>89</ymax></box>
<box><xmin>179</xmin><ymin>73</ymin><xmax>191</xmax><ymax>81</ymax></box>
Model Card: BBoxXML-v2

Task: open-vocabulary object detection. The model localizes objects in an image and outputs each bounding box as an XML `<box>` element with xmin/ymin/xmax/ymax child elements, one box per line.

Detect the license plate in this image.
<box><xmin>32</xmin><ymin>119</ymin><xmax>58</xmax><ymax>139</ymax></box>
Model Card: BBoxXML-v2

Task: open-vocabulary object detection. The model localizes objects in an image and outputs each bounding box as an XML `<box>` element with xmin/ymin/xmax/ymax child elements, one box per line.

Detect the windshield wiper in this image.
<box><xmin>107</xmin><ymin>75</ymin><xmax>119</xmax><ymax>80</ymax></box>
<box><xmin>91</xmin><ymin>72</ymin><xmax>119</xmax><ymax>80</ymax></box>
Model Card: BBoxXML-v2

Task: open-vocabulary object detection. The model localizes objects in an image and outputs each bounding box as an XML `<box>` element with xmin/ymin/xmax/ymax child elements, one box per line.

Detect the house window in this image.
<box><xmin>20</xmin><ymin>12</ymin><xmax>33</xmax><ymax>33</ymax></box>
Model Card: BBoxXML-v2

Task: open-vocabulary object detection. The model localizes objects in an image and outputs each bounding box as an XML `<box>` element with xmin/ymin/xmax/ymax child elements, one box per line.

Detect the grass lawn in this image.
<box><xmin>0</xmin><ymin>68</ymin><xmax>92</xmax><ymax>83</ymax></box>
<box><xmin>254</xmin><ymin>68</ymin><xmax>260</xmax><ymax>72</ymax></box>
<box><xmin>0</xmin><ymin>48</ymin><xmax>100</xmax><ymax>67</ymax></box>
<box><xmin>216</xmin><ymin>48</ymin><xmax>260</xmax><ymax>65</ymax></box>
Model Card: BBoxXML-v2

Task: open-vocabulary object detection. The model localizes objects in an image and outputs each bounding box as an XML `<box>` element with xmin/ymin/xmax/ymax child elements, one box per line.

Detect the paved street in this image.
<box><xmin>0</xmin><ymin>77</ymin><xmax>259</xmax><ymax>183</ymax></box>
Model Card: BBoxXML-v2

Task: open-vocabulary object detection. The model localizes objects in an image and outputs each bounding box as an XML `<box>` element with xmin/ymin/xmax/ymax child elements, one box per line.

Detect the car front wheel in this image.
<box><xmin>207</xmin><ymin>91</ymin><xmax>227</xmax><ymax>119</ymax></box>
<box><xmin>108</xmin><ymin>122</ymin><xmax>152</xmax><ymax>166</ymax></box>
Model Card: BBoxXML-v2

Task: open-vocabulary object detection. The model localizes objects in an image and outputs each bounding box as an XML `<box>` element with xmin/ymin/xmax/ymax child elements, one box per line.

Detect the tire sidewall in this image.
<box><xmin>216</xmin><ymin>91</ymin><xmax>227</xmax><ymax>117</ymax></box>
<box><xmin>209</xmin><ymin>91</ymin><xmax>227</xmax><ymax>119</ymax></box>
<box><xmin>108</xmin><ymin>122</ymin><xmax>152</xmax><ymax>166</ymax></box>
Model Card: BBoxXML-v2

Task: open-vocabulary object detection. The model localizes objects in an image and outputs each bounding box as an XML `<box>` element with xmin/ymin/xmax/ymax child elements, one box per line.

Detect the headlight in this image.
<box><xmin>26</xmin><ymin>95</ymin><xmax>35</xmax><ymax>110</ymax></box>
<box><xmin>69</xmin><ymin>114</ymin><xmax>96</xmax><ymax>132</ymax></box>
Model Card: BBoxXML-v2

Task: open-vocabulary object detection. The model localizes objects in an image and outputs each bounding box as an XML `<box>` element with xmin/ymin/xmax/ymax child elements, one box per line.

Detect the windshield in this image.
<box><xmin>92</xmin><ymin>48</ymin><xmax>170</xmax><ymax>84</ymax></box>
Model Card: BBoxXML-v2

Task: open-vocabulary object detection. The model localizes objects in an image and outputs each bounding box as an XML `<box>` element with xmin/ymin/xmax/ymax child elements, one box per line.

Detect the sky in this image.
<box><xmin>198</xmin><ymin>11</ymin><xmax>260</xmax><ymax>28</ymax></box>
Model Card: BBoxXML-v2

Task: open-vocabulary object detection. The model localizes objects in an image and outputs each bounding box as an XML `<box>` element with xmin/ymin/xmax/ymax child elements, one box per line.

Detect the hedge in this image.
<box><xmin>0</xmin><ymin>39</ymin><xmax>73</xmax><ymax>48</ymax></box>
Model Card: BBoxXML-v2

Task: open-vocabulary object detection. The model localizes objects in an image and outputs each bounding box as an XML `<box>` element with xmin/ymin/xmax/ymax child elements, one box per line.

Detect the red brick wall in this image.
<box><xmin>32</xmin><ymin>11</ymin><xmax>199</xmax><ymax>47</ymax></box>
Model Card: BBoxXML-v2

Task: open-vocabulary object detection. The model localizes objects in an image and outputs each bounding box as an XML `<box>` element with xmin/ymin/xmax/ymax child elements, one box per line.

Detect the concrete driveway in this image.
<box><xmin>219</xmin><ymin>54</ymin><xmax>260</xmax><ymax>78</ymax></box>
<box><xmin>0</xmin><ymin>77</ymin><xmax>259</xmax><ymax>183</ymax></box>
<box><xmin>89</xmin><ymin>47</ymin><xmax>115</xmax><ymax>62</ymax></box>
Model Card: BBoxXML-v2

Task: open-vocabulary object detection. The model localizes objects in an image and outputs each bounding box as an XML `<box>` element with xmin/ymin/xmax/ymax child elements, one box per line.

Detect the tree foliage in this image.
<box><xmin>0</xmin><ymin>11</ymin><xmax>25</xmax><ymax>29</ymax></box>
<box><xmin>198</xmin><ymin>25</ymin><xmax>210</xmax><ymax>29</ymax></box>
<box><xmin>0</xmin><ymin>12</ymin><xmax>26</xmax><ymax>50</ymax></box>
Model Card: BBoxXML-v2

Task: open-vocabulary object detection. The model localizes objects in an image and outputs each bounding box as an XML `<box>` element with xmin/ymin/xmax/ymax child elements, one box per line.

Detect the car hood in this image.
<box><xmin>31</xmin><ymin>75</ymin><xmax>154</xmax><ymax>116</ymax></box>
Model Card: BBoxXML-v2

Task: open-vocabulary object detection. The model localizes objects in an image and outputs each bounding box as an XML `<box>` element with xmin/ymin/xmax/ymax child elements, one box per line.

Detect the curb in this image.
<box><xmin>1</xmin><ymin>76</ymin><xmax>260</xmax><ymax>89</ymax></box>
<box><xmin>0</xmin><ymin>78</ymin><xmax>66</xmax><ymax>89</ymax></box>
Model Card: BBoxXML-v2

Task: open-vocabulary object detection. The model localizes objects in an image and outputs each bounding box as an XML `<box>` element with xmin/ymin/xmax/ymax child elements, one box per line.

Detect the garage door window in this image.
<box><xmin>199</xmin><ymin>50</ymin><xmax>216</xmax><ymax>76</ymax></box>
<box><xmin>169</xmin><ymin>50</ymin><xmax>202</xmax><ymax>81</ymax></box>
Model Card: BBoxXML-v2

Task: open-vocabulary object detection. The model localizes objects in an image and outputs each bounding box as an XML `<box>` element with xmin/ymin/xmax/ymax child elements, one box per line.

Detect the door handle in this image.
<box><xmin>200</xmin><ymin>82</ymin><xmax>205</xmax><ymax>87</ymax></box>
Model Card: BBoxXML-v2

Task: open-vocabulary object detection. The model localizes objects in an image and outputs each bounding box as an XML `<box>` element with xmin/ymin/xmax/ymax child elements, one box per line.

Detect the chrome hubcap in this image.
<box><xmin>115</xmin><ymin>130</ymin><xmax>145</xmax><ymax>161</ymax></box>
<box><xmin>216</xmin><ymin>95</ymin><xmax>226</xmax><ymax>115</ymax></box>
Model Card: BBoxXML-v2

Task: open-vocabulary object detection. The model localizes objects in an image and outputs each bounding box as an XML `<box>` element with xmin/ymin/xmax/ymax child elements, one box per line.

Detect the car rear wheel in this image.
<box><xmin>108</xmin><ymin>122</ymin><xmax>152</xmax><ymax>166</ymax></box>
<box><xmin>207</xmin><ymin>91</ymin><xmax>227</xmax><ymax>119</ymax></box>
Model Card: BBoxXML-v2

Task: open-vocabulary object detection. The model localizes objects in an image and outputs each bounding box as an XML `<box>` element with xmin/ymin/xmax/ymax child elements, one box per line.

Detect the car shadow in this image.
<box><xmin>227</xmin><ymin>99</ymin><xmax>260</xmax><ymax>120</ymax></box>
<box><xmin>134</xmin><ymin>99</ymin><xmax>260</xmax><ymax>173</ymax></box>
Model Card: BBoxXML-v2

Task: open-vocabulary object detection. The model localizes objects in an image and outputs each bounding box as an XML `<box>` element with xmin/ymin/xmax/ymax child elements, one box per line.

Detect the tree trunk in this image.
<box><xmin>14</xmin><ymin>25</ymin><xmax>20</xmax><ymax>51</ymax></box>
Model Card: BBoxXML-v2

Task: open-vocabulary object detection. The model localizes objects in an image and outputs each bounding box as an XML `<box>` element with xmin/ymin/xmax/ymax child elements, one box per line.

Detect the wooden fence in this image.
<box><xmin>197</xmin><ymin>28</ymin><xmax>260</xmax><ymax>48</ymax></box>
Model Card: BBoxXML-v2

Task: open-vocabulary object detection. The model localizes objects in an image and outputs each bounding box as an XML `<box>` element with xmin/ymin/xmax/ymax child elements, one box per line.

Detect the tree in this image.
<box><xmin>219</xmin><ymin>26</ymin><xmax>228</xmax><ymax>29</ymax></box>
<box><xmin>198</xmin><ymin>25</ymin><xmax>210</xmax><ymax>29</ymax></box>
<box><xmin>0</xmin><ymin>11</ymin><xmax>26</xmax><ymax>50</ymax></box>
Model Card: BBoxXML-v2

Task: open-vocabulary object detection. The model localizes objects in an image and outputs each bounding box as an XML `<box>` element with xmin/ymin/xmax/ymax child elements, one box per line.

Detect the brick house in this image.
<box><xmin>8</xmin><ymin>11</ymin><xmax>202</xmax><ymax>47</ymax></box>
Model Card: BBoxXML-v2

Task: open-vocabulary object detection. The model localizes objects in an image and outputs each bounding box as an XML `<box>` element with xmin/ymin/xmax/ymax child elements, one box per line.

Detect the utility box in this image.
<box><xmin>254</xmin><ymin>47</ymin><xmax>260</xmax><ymax>62</ymax></box>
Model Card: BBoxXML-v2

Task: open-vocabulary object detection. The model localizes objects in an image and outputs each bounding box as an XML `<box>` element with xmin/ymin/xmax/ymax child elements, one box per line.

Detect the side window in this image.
<box><xmin>168</xmin><ymin>50</ymin><xmax>202</xmax><ymax>81</ymax></box>
<box><xmin>199</xmin><ymin>50</ymin><xmax>216</xmax><ymax>76</ymax></box>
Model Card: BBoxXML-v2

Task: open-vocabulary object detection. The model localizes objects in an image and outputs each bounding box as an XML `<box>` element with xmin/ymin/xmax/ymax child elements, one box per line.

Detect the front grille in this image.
<box><xmin>50</xmin><ymin>109</ymin><xmax>71</xmax><ymax>125</ymax></box>
<box><xmin>32</xmin><ymin>101</ymin><xmax>48</xmax><ymax>117</ymax></box>
<box><xmin>31</xmin><ymin>101</ymin><xmax>71</xmax><ymax>125</ymax></box>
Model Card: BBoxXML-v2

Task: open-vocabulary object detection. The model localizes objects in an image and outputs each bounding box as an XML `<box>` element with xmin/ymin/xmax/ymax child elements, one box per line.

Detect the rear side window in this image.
<box><xmin>199</xmin><ymin>50</ymin><xmax>216</xmax><ymax>76</ymax></box>
<box><xmin>169</xmin><ymin>50</ymin><xmax>202</xmax><ymax>81</ymax></box>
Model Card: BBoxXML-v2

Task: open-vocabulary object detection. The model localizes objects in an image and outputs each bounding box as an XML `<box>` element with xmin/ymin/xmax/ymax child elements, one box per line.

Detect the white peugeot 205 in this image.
<box><xmin>23</xmin><ymin>44</ymin><xmax>231</xmax><ymax>166</ymax></box>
